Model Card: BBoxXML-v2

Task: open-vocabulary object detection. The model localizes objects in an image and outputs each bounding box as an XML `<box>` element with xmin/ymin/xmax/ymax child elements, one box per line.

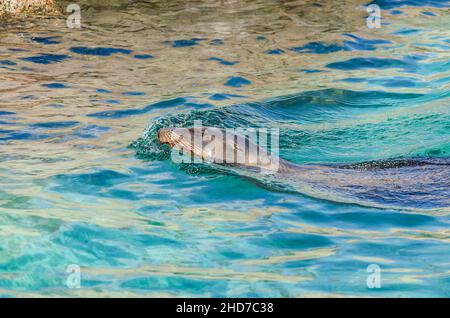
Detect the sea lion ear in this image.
<box><xmin>203</xmin><ymin>127</ymin><xmax>223</xmax><ymax>142</ymax></box>
<box><xmin>202</xmin><ymin>133</ymin><xmax>213</xmax><ymax>143</ymax></box>
<box><xmin>233</xmin><ymin>140</ymin><xmax>246</xmax><ymax>153</ymax></box>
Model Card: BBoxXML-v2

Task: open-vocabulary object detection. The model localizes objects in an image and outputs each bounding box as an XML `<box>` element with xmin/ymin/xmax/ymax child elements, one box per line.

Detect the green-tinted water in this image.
<box><xmin>0</xmin><ymin>0</ymin><xmax>449</xmax><ymax>297</ymax></box>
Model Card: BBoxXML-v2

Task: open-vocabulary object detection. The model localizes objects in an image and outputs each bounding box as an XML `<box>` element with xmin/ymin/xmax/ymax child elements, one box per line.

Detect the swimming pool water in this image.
<box><xmin>0</xmin><ymin>0</ymin><xmax>449</xmax><ymax>297</ymax></box>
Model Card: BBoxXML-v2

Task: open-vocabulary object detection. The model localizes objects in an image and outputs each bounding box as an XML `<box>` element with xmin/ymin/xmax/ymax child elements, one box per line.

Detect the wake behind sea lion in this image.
<box><xmin>158</xmin><ymin>127</ymin><xmax>450</xmax><ymax>210</ymax></box>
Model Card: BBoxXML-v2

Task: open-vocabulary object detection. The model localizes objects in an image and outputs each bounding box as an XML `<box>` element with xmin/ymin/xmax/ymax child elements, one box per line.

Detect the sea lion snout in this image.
<box><xmin>158</xmin><ymin>127</ymin><xmax>189</xmax><ymax>147</ymax></box>
<box><xmin>157</xmin><ymin>128</ymin><xmax>174</xmax><ymax>144</ymax></box>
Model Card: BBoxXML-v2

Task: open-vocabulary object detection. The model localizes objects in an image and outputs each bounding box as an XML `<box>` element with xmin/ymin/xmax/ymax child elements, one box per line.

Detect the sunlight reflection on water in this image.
<box><xmin>0</xmin><ymin>0</ymin><xmax>449</xmax><ymax>297</ymax></box>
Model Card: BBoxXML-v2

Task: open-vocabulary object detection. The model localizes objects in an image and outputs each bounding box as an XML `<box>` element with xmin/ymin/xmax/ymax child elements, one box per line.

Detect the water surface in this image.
<box><xmin>0</xmin><ymin>0</ymin><xmax>449</xmax><ymax>297</ymax></box>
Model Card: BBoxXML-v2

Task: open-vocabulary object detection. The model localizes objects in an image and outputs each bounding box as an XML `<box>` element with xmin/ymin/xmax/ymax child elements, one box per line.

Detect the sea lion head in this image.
<box><xmin>157</xmin><ymin>127</ymin><xmax>280</xmax><ymax>172</ymax></box>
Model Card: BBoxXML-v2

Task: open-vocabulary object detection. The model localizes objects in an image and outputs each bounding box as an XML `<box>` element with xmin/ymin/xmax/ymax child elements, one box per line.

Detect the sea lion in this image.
<box><xmin>158</xmin><ymin>127</ymin><xmax>450</xmax><ymax>210</ymax></box>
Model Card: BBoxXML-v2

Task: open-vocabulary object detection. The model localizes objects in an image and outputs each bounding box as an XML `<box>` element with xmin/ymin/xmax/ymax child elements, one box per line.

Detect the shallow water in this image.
<box><xmin>0</xmin><ymin>0</ymin><xmax>449</xmax><ymax>297</ymax></box>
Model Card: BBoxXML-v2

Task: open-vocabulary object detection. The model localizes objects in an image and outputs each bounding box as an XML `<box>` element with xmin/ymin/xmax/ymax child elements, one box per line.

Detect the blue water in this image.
<box><xmin>0</xmin><ymin>0</ymin><xmax>449</xmax><ymax>297</ymax></box>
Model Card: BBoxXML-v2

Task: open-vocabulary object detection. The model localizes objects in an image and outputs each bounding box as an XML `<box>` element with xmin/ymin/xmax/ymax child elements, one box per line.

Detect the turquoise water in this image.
<box><xmin>0</xmin><ymin>0</ymin><xmax>449</xmax><ymax>297</ymax></box>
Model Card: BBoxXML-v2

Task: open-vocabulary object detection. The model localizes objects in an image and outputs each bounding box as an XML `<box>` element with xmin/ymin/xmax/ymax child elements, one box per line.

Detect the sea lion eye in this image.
<box><xmin>203</xmin><ymin>134</ymin><xmax>212</xmax><ymax>142</ymax></box>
